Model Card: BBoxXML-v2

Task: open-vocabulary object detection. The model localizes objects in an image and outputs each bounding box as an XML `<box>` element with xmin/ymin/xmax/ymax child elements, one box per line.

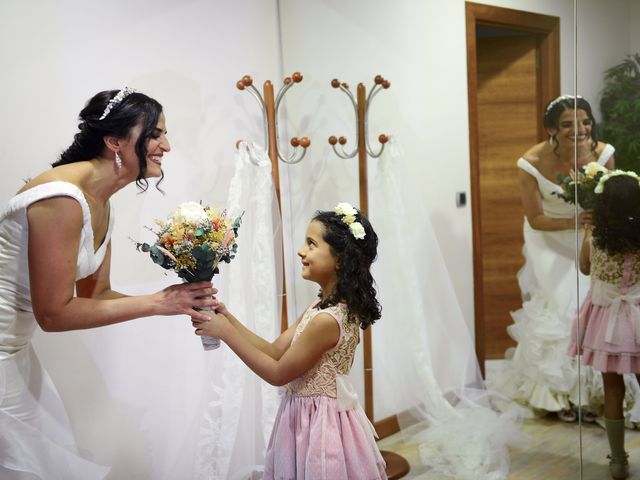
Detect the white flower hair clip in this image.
<box><xmin>545</xmin><ymin>94</ymin><xmax>583</xmax><ymax>114</ymax></box>
<box><xmin>334</xmin><ymin>202</ymin><xmax>366</xmax><ymax>240</ymax></box>
<box><xmin>99</xmin><ymin>86</ymin><xmax>137</xmax><ymax>120</ymax></box>
<box><xmin>594</xmin><ymin>169</ymin><xmax>640</xmax><ymax>194</ymax></box>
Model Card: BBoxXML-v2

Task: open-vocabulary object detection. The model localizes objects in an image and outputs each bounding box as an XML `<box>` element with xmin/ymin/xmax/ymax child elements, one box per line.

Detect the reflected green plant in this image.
<box><xmin>600</xmin><ymin>53</ymin><xmax>640</xmax><ymax>172</ymax></box>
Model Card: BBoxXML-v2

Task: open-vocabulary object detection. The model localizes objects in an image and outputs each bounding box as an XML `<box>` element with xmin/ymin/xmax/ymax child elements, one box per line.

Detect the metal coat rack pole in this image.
<box><xmin>236</xmin><ymin>72</ymin><xmax>310</xmax><ymax>333</ymax></box>
<box><xmin>329</xmin><ymin>75</ymin><xmax>409</xmax><ymax>479</ymax></box>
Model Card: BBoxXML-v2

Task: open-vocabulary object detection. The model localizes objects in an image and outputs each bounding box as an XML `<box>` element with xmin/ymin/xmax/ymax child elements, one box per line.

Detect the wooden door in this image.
<box><xmin>476</xmin><ymin>34</ymin><xmax>538</xmax><ymax>358</ymax></box>
<box><xmin>465</xmin><ymin>2</ymin><xmax>560</xmax><ymax>372</ymax></box>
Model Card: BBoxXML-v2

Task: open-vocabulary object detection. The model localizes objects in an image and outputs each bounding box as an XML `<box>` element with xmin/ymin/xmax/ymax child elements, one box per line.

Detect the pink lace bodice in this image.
<box><xmin>286</xmin><ymin>302</ymin><xmax>359</xmax><ymax>398</ymax></box>
<box><xmin>591</xmin><ymin>244</ymin><xmax>640</xmax><ymax>289</ymax></box>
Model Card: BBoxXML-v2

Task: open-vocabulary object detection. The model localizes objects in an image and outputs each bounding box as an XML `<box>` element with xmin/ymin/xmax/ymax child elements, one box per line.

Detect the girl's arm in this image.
<box><xmin>212</xmin><ymin>303</ymin><xmax>303</xmax><ymax>360</ymax></box>
<box><xmin>579</xmin><ymin>227</ymin><xmax>592</xmax><ymax>275</ymax></box>
<box><xmin>197</xmin><ymin>311</ymin><xmax>340</xmax><ymax>386</ymax></box>
<box><xmin>28</xmin><ymin>197</ymin><xmax>215</xmax><ymax>331</ymax></box>
<box><xmin>518</xmin><ymin>169</ymin><xmax>587</xmax><ymax>231</ymax></box>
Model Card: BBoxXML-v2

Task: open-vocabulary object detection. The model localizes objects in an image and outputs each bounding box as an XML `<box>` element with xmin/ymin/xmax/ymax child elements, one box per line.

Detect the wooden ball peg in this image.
<box><xmin>242</xmin><ymin>75</ymin><xmax>253</xmax><ymax>86</ymax></box>
<box><xmin>329</xmin><ymin>136</ymin><xmax>338</xmax><ymax>145</ymax></box>
<box><xmin>374</xmin><ymin>75</ymin><xmax>383</xmax><ymax>84</ymax></box>
<box><xmin>338</xmin><ymin>136</ymin><xmax>347</xmax><ymax>145</ymax></box>
<box><xmin>236</xmin><ymin>80</ymin><xmax>245</xmax><ymax>90</ymax></box>
<box><xmin>379</xmin><ymin>134</ymin><xmax>389</xmax><ymax>144</ymax></box>
<box><xmin>299</xmin><ymin>137</ymin><xmax>310</xmax><ymax>148</ymax></box>
<box><xmin>292</xmin><ymin>72</ymin><xmax>303</xmax><ymax>83</ymax></box>
<box><xmin>331</xmin><ymin>79</ymin><xmax>340</xmax><ymax>88</ymax></box>
<box><xmin>290</xmin><ymin>137</ymin><xmax>300</xmax><ymax>147</ymax></box>
<box><xmin>382</xmin><ymin>80</ymin><xmax>391</xmax><ymax>89</ymax></box>
<box><xmin>284</xmin><ymin>77</ymin><xmax>292</xmax><ymax>85</ymax></box>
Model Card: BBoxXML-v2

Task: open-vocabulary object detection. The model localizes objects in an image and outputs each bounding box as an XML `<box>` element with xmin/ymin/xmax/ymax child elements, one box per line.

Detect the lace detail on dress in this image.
<box><xmin>592</xmin><ymin>246</ymin><xmax>640</xmax><ymax>287</ymax></box>
<box><xmin>286</xmin><ymin>303</ymin><xmax>359</xmax><ymax>398</ymax></box>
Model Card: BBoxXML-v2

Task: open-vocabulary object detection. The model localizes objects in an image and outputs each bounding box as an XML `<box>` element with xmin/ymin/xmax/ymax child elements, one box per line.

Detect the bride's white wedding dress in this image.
<box><xmin>495</xmin><ymin>144</ymin><xmax>640</xmax><ymax>420</ymax></box>
<box><xmin>0</xmin><ymin>181</ymin><xmax>111</xmax><ymax>479</ymax></box>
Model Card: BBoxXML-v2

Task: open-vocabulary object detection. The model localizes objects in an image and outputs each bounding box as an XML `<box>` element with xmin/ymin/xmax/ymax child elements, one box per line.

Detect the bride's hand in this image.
<box><xmin>577</xmin><ymin>210</ymin><xmax>593</xmax><ymax>228</ymax></box>
<box><xmin>152</xmin><ymin>282</ymin><xmax>216</xmax><ymax>321</ymax></box>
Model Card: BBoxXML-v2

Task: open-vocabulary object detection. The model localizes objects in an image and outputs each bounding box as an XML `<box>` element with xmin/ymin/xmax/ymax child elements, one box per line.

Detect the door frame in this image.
<box><xmin>465</xmin><ymin>2</ymin><xmax>560</xmax><ymax>375</ymax></box>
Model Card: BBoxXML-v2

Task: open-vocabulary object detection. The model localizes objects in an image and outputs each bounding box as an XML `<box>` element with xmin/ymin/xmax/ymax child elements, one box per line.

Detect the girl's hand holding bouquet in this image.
<box><xmin>135</xmin><ymin>201</ymin><xmax>243</xmax><ymax>350</ymax></box>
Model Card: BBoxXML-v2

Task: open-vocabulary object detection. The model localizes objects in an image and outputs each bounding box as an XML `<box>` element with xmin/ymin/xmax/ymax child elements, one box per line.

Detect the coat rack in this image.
<box><xmin>329</xmin><ymin>75</ymin><xmax>409</xmax><ymax>480</ymax></box>
<box><xmin>236</xmin><ymin>72</ymin><xmax>310</xmax><ymax>333</ymax></box>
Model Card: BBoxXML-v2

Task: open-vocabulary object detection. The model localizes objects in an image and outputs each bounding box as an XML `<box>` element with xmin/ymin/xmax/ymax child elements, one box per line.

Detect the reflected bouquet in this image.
<box><xmin>135</xmin><ymin>201</ymin><xmax>243</xmax><ymax>350</ymax></box>
<box><xmin>554</xmin><ymin>162</ymin><xmax>609</xmax><ymax>209</ymax></box>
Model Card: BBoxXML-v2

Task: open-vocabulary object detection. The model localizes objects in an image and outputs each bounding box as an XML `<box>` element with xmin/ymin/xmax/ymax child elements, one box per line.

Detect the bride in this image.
<box><xmin>494</xmin><ymin>95</ymin><xmax>621</xmax><ymax>422</ymax></box>
<box><xmin>0</xmin><ymin>88</ymin><xmax>214</xmax><ymax>479</ymax></box>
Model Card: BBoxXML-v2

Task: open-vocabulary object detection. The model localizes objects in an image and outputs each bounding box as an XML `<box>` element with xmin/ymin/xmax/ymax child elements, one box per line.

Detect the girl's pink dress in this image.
<box><xmin>263</xmin><ymin>302</ymin><xmax>387</xmax><ymax>479</ymax></box>
<box><xmin>568</xmin><ymin>244</ymin><xmax>640</xmax><ymax>373</ymax></box>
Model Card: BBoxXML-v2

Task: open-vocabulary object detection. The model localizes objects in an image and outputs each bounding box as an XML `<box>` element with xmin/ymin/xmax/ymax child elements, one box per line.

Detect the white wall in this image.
<box><xmin>0</xmin><ymin>0</ymin><xmax>282</xmax><ymax>288</ymax></box>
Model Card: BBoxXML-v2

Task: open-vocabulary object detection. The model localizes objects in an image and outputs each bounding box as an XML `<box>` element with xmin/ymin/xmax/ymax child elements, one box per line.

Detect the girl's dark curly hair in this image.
<box><xmin>52</xmin><ymin>89</ymin><xmax>164</xmax><ymax>191</ymax></box>
<box><xmin>592</xmin><ymin>174</ymin><xmax>640</xmax><ymax>254</ymax></box>
<box><xmin>312</xmin><ymin>209</ymin><xmax>381</xmax><ymax>330</ymax></box>
<box><xmin>543</xmin><ymin>96</ymin><xmax>598</xmax><ymax>157</ymax></box>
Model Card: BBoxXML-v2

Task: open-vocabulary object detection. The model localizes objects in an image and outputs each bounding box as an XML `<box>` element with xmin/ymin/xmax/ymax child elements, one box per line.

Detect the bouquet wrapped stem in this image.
<box><xmin>136</xmin><ymin>202</ymin><xmax>242</xmax><ymax>351</ymax></box>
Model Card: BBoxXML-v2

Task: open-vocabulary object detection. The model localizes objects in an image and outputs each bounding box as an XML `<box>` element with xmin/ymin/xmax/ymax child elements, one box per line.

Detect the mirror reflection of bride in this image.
<box><xmin>491</xmin><ymin>95</ymin><xmax>640</xmax><ymax>425</ymax></box>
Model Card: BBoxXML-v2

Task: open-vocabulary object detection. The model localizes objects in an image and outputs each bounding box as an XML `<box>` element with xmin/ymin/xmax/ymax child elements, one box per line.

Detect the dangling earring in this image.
<box><xmin>549</xmin><ymin>135</ymin><xmax>556</xmax><ymax>145</ymax></box>
<box><xmin>114</xmin><ymin>152</ymin><xmax>122</xmax><ymax>170</ymax></box>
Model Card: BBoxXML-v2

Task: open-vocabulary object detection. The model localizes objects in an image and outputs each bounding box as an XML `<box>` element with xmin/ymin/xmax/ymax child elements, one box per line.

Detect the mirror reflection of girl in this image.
<box><xmin>495</xmin><ymin>95</ymin><xmax>616</xmax><ymax>422</ymax></box>
<box><xmin>192</xmin><ymin>204</ymin><xmax>387</xmax><ymax>479</ymax></box>
<box><xmin>568</xmin><ymin>173</ymin><xmax>640</xmax><ymax>480</ymax></box>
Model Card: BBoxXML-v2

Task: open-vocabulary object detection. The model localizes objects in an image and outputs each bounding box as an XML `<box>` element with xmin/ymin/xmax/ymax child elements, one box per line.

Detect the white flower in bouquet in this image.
<box><xmin>170</xmin><ymin>201</ymin><xmax>210</xmax><ymax>224</ymax></box>
<box><xmin>583</xmin><ymin>161</ymin><xmax>608</xmax><ymax>178</ymax></box>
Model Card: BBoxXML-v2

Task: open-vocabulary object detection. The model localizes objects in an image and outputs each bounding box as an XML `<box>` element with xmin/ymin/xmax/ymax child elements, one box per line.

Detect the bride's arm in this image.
<box><xmin>28</xmin><ymin>197</ymin><xmax>214</xmax><ymax>332</ymax></box>
<box><xmin>76</xmin><ymin>243</ymin><xmax>126</xmax><ymax>300</ymax></box>
<box><xmin>519</xmin><ymin>168</ymin><xmax>584</xmax><ymax>231</ymax></box>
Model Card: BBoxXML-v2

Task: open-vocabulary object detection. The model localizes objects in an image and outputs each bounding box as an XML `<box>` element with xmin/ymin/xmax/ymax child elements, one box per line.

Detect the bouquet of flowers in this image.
<box><xmin>135</xmin><ymin>201</ymin><xmax>243</xmax><ymax>350</ymax></box>
<box><xmin>554</xmin><ymin>161</ymin><xmax>609</xmax><ymax>209</ymax></box>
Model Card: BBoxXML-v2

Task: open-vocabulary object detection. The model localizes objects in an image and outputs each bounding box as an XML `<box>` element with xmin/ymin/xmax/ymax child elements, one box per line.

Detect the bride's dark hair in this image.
<box><xmin>313</xmin><ymin>209</ymin><xmax>381</xmax><ymax>330</ymax></box>
<box><xmin>53</xmin><ymin>89</ymin><xmax>164</xmax><ymax>191</ymax></box>
<box><xmin>592</xmin><ymin>175</ymin><xmax>640</xmax><ymax>254</ymax></box>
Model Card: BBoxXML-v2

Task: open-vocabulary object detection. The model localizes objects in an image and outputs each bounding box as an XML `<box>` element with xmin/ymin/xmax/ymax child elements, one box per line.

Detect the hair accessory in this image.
<box><xmin>334</xmin><ymin>202</ymin><xmax>366</xmax><ymax>239</ymax></box>
<box><xmin>545</xmin><ymin>94</ymin><xmax>583</xmax><ymax>114</ymax></box>
<box><xmin>114</xmin><ymin>152</ymin><xmax>123</xmax><ymax>170</ymax></box>
<box><xmin>99</xmin><ymin>87</ymin><xmax>137</xmax><ymax>120</ymax></box>
<box><xmin>594</xmin><ymin>169</ymin><xmax>640</xmax><ymax>194</ymax></box>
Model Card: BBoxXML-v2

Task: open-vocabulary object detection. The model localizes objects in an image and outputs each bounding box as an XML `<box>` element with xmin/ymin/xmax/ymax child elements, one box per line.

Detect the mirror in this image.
<box><xmin>576</xmin><ymin>0</ymin><xmax>640</xmax><ymax>477</ymax></box>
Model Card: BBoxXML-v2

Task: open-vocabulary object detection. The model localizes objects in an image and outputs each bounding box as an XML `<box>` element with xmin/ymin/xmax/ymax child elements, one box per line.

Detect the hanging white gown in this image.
<box><xmin>0</xmin><ymin>181</ymin><xmax>111</xmax><ymax>479</ymax></box>
<box><xmin>369</xmin><ymin>139</ymin><xmax>526</xmax><ymax>480</ymax></box>
<box><xmin>495</xmin><ymin>144</ymin><xmax>640</xmax><ymax>419</ymax></box>
<box><xmin>191</xmin><ymin>141</ymin><xmax>282</xmax><ymax>480</ymax></box>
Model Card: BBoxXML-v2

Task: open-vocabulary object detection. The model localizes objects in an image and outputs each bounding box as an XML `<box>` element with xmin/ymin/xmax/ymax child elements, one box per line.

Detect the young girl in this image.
<box><xmin>193</xmin><ymin>203</ymin><xmax>387</xmax><ymax>479</ymax></box>
<box><xmin>568</xmin><ymin>172</ymin><xmax>640</xmax><ymax>480</ymax></box>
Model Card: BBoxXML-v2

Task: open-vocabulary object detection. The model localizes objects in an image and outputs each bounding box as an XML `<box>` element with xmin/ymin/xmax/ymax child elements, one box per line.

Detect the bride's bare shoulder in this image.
<box><xmin>521</xmin><ymin>142</ymin><xmax>551</xmax><ymax>164</ymax></box>
<box><xmin>17</xmin><ymin>163</ymin><xmax>86</xmax><ymax>195</ymax></box>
